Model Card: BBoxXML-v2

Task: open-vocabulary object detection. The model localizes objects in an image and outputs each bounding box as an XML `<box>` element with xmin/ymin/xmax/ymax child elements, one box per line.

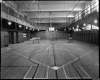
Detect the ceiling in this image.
<box><xmin>14</xmin><ymin>0</ymin><xmax>91</xmax><ymax>29</ymax></box>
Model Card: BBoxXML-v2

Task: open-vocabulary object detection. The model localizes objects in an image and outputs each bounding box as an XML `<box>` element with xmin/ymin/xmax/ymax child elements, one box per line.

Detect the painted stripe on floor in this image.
<box><xmin>79</xmin><ymin>66</ymin><xmax>91</xmax><ymax>79</ymax></box>
<box><xmin>46</xmin><ymin>45</ymin><xmax>52</xmax><ymax>50</ymax></box>
<box><xmin>24</xmin><ymin>66</ymin><xmax>33</xmax><ymax>79</ymax></box>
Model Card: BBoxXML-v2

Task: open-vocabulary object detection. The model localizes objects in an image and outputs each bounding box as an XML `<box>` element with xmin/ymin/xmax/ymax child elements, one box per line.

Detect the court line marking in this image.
<box><xmin>46</xmin><ymin>45</ymin><xmax>52</xmax><ymax>50</ymax></box>
<box><xmin>12</xmin><ymin>49</ymin><xmax>51</xmax><ymax>69</ymax></box>
<box><xmin>79</xmin><ymin>47</ymin><xmax>98</xmax><ymax>58</ymax></box>
<box><xmin>30</xmin><ymin>59</ymin><xmax>50</xmax><ymax>67</ymax></box>
<box><xmin>60</xmin><ymin>47</ymin><xmax>98</xmax><ymax>68</ymax></box>
<box><xmin>67</xmin><ymin>77</ymin><xmax>81</xmax><ymax>79</ymax></box>
<box><xmin>63</xmin><ymin>66</ymin><xmax>81</xmax><ymax>79</ymax></box>
<box><xmin>33</xmin><ymin>66</ymin><xmax>49</xmax><ymax>79</ymax></box>
<box><xmin>11</xmin><ymin>45</ymin><xmax>50</xmax><ymax>68</ymax></box>
<box><xmin>79</xmin><ymin>65</ymin><xmax>91</xmax><ymax>78</ymax></box>
<box><xmin>24</xmin><ymin>78</ymin><xmax>32</xmax><ymax>79</ymax></box>
<box><xmin>33</xmin><ymin>78</ymin><xmax>48</xmax><ymax>79</ymax></box>
<box><xmin>33</xmin><ymin>65</ymin><xmax>48</xmax><ymax>79</ymax></box>
<box><xmin>63</xmin><ymin>66</ymin><xmax>68</xmax><ymax>79</ymax></box>
<box><xmin>23</xmin><ymin>66</ymin><xmax>33</xmax><ymax>79</ymax></box>
<box><xmin>11</xmin><ymin>45</ymin><xmax>98</xmax><ymax>72</ymax></box>
<box><xmin>12</xmin><ymin>51</ymin><xmax>29</xmax><ymax>59</ymax></box>
<box><xmin>3</xmin><ymin>41</ymin><xmax>98</xmax><ymax>79</ymax></box>
<box><xmin>82</xmin><ymin>77</ymin><xmax>92</xmax><ymax>79</ymax></box>
<box><xmin>12</xmin><ymin>47</ymin><xmax>98</xmax><ymax>70</ymax></box>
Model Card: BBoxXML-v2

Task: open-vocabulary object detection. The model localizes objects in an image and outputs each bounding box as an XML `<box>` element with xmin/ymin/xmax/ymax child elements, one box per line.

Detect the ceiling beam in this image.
<box><xmin>17</xmin><ymin>1</ymin><xmax>84</xmax><ymax>12</ymax></box>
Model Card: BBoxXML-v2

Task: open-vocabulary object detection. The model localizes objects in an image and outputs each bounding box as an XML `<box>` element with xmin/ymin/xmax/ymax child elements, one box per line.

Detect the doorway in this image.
<box><xmin>16</xmin><ymin>32</ymin><xmax>18</xmax><ymax>43</ymax></box>
<box><xmin>8</xmin><ymin>32</ymin><xmax>14</xmax><ymax>44</ymax></box>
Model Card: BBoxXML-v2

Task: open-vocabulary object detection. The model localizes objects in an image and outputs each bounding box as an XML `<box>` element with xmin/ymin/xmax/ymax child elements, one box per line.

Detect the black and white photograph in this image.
<box><xmin>0</xmin><ymin>0</ymin><xmax>99</xmax><ymax>79</ymax></box>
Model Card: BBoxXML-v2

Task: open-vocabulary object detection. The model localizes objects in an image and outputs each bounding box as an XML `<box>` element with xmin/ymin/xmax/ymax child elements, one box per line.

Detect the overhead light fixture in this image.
<box><xmin>94</xmin><ymin>19</ymin><xmax>98</xmax><ymax>24</ymax></box>
<box><xmin>75</xmin><ymin>28</ymin><xmax>78</xmax><ymax>31</ymax></box>
<box><xmin>83</xmin><ymin>23</ymin><xmax>86</xmax><ymax>26</ymax></box>
<box><xmin>79</xmin><ymin>29</ymin><xmax>81</xmax><ymax>31</ymax></box>
<box><xmin>69</xmin><ymin>28</ymin><xmax>71</xmax><ymax>30</ymax></box>
<box><xmin>19</xmin><ymin>24</ymin><xmax>22</xmax><ymax>28</ymax></box>
<box><xmin>8</xmin><ymin>21</ymin><xmax>12</xmax><ymax>26</ymax></box>
<box><xmin>77</xmin><ymin>25</ymin><xmax>79</xmax><ymax>28</ymax></box>
<box><xmin>26</xmin><ymin>27</ymin><xmax>28</xmax><ymax>29</ymax></box>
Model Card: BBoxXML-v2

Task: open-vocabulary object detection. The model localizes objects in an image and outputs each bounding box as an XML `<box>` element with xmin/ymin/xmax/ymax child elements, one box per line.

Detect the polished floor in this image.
<box><xmin>1</xmin><ymin>40</ymin><xmax>99</xmax><ymax>79</ymax></box>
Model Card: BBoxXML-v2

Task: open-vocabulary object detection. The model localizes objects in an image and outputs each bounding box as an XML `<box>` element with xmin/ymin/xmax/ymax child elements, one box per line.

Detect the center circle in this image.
<box><xmin>29</xmin><ymin>50</ymin><xmax>79</xmax><ymax>67</ymax></box>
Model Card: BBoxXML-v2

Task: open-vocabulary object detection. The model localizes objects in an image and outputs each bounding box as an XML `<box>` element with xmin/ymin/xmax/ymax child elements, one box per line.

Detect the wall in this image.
<box><xmin>56</xmin><ymin>31</ymin><xmax>68</xmax><ymax>39</ymax></box>
<box><xmin>35</xmin><ymin>31</ymin><xmax>46</xmax><ymax>39</ymax></box>
<box><xmin>72</xmin><ymin>30</ymin><xmax>99</xmax><ymax>45</ymax></box>
<box><xmin>35</xmin><ymin>31</ymin><xmax>68</xmax><ymax>40</ymax></box>
<box><xmin>18</xmin><ymin>32</ymin><xmax>23</xmax><ymax>43</ymax></box>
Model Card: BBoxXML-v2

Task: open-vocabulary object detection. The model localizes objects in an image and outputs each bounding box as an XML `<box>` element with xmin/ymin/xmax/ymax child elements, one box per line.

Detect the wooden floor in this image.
<box><xmin>1</xmin><ymin>40</ymin><xmax>99</xmax><ymax>79</ymax></box>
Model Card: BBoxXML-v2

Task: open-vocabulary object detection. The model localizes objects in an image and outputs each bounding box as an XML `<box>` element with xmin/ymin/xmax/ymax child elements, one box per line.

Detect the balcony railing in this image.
<box><xmin>1</xmin><ymin>2</ymin><xmax>34</xmax><ymax>26</ymax></box>
<box><xmin>70</xmin><ymin>0</ymin><xmax>99</xmax><ymax>25</ymax></box>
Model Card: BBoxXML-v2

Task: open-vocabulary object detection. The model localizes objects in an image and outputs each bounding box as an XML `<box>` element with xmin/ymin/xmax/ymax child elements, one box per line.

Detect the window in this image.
<box><xmin>96</xmin><ymin>0</ymin><xmax>99</xmax><ymax>12</ymax></box>
<box><xmin>92</xmin><ymin>25</ymin><xmax>99</xmax><ymax>29</ymax></box>
<box><xmin>87</xmin><ymin>5</ymin><xmax>90</xmax><ymax>14</ymax></box>
<box><xmin>85</xmin><ymin>5</ymin><xmax>88</xmax><ymax>16</ymax></box>
<box><xmin>79</xmin><ymin>12</ymin><xmax>82</xmax><ymax>19</ymax></box>
<box><xmin>75</xmin><ymin>14</ymin><xmax>78</xmax><ymax>21</ymax></box>
<box><xmin>86</xmin><ymin>24</ymin><xmax>91</xmax><ymax>30</ymax></box>
<box><xmin>91</xmin><ymin>1</ymin><xmax>94</xmax><ymax>12</ymax></box>
<box><xmin>85</xmin><ymin>4</ymin><xmax>90</xmax><ymax>16</ymax></box>
<box><xmin>91</xmin><ymin>0</ymin><xmax>99</xmax><ymax>12</ymax></box>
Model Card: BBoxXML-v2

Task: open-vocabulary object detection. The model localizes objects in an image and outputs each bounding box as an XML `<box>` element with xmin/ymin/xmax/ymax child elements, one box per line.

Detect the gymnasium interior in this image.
<box><xmin>1</xmin><ymin>0</ymin><xmax>99</xmax><ymax>79</ymax></box>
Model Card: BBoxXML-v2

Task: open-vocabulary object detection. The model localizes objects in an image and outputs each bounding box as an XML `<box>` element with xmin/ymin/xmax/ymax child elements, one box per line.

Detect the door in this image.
<box><xmin>8</xmin><ymin>32</ymin><xmax>14</xmax><ymax>44</ymax></box>
<box><xmin>16</xmin><ymin>32</ymin><xmax>18</xmax><ymax>43</ymax></box>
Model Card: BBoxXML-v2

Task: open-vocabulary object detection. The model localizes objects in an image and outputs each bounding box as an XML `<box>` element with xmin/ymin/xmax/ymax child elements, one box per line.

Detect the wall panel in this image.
<box><xmin>72</xmin><ymin>30</ymin><xmax>99</xmax><ymax>45</ymax></box>
<box><xmin>1</xmin><ymin>31</ymin><xmax>9</xmax><ymax>48</ymax></box>
<box><xmin>1</xmin><ymin>31</ymin><xmax>5</xmax><ymax>47</ymax></box>
<box><xmin>14</xmin><ymin>32</ymin><xmax>16</xmax><ymax>43</ymax></box>
<box><xmin>18</xmin><ymin>32</ymin><xmax>23</xmax><ymax>43</ymax></box>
